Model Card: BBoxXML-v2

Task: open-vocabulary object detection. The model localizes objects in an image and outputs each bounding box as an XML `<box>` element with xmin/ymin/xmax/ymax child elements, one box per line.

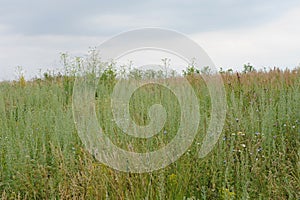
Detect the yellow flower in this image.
<box><xmin>237</xmin><ymin>131</ymin><xmax>245</xmax><ymax>136</ymax></box>
<box><xmin>169</xmin><ymin>173</ymin><xmax>177</xmax><ymax>184</ymax></box>
<box><xmin>19</xmin><ymin>75</ymin><xmax>26</xmax><ymax>87</ymax></box>
<box><xmin>221</xmin><ymin>187</ymin><xmax>235</xmax><ymax>199</ymax></box>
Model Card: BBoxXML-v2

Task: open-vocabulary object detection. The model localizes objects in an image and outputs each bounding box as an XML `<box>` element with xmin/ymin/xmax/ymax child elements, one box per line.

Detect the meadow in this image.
<box><xmin>0</xmin><ymin>62</ymin><xmax>299</xmax><ymax>199</ymax></box>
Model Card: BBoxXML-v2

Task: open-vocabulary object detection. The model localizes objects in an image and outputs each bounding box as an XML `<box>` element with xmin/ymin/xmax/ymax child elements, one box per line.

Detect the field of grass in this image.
<box><xmin>0</xmin><ymin>65</ymin><xmax>299</xmax><ymax>199</ymax></box>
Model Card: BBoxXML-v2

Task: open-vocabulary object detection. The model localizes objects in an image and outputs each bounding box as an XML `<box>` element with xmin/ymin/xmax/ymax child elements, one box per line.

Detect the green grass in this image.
<box><xmin>0</xmin><ymin>68</ymin><xmax>299</xmax><ymax>199</ymax></box>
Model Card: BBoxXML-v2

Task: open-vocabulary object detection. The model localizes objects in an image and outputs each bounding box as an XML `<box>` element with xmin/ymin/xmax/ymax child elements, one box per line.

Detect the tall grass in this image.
<box><xmin>0</xmin><ymin>66</ymin><xmax>299</xmax><ymax>199</ymax></box>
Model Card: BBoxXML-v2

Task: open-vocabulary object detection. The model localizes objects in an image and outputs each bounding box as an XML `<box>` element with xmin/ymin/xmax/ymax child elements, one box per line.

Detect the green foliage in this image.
<box><xmin>0</xmin><ymin>66</ymin><xmax>299</xmax><ymax>199</ymax></box>
<box><xmin>183</xmin><ymin>65</ymin><xmax>200</xmax><ymax>76</ymax></box>
<box><xmin>243</xmin><ymin>63</ymin><xmax>255</xmax><ymax>73</ymax></box>
<box><xmin>182</xmin><ymin>62</ymin><xmax>212</xmax><ymax>76</ymax></box>
<box><xmin>99</xmin><ymin>63</ymin><xmax>117</xmax><ymax>83</ymax></box>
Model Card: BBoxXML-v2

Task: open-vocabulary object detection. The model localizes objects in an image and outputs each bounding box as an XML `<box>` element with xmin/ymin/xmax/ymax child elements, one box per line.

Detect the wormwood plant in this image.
<box><xmin>0</xmin><ymin>58</ymin><xmax>299</xmax><ymax>199</ymax></box>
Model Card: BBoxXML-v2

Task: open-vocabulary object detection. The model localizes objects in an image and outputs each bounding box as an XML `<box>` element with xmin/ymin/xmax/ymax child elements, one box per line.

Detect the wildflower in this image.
<box><xmin>235</xmin><ymin>118</ymin><xmax>239</xmax><ymax>123</ymax></box>
<box><xmin>163</xmin><ymin>130</ymin><xmax>167</xmax><ymax>135</ymax></box>
<box><xmin>222</xmin><ymin>137</ymin><xmax>227</xmax><ymax>141</ymax></box>
<box><xmin>19</xmin><ymin>75</ymin><xmax>26</xmax><ymax>87</ymax></box>
<box><xmin>186</xmin><ymin>149</ymin><xmax>191</xmax><ymax>156</ymax></box>
<box><xmin>241</xmin><ymin>144</ymin><xmax>246</xmax><ymax>148</ymax></box>
<box><xmin>257</xmin><ymin>147</ymin><xmax>263</xmax><ymax>152</ymax></box>
<box><xmin>292</xmin><ymin>125</ymin><xmax>295</xmax><ymax>129</ymax></box>
<box><xmin>168</xmin><ymin>173</ymin><xmax>177</xmax><ymax>184</ymax></box>
<box><xmin>237</xmin><ymin>131</ymin><xmax>245</xmax><ymax>136</ymax></box>
<box><xmin>283</xmin><ymin>124</ymin><xmax>287</xmax><ymax>127</ymax></box>
<box><xmin>254</xmin><ymin>132</ymin><xmax>260</xmax><ymax>136</ymax></box>
<box><xmin>221</xmin><ymin>188</ymin><xmax>235</xmax><ymax>199</ymax></box>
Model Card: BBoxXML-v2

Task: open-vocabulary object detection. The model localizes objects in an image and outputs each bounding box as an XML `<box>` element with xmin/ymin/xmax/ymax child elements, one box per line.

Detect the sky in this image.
<box><xmin>0</xmin><ymin>0</ymin><xmax>300</xmax><ymax>80</ymax></box>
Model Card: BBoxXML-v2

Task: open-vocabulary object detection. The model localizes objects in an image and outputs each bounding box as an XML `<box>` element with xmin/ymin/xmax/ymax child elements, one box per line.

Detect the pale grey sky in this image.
<box><xmin>0</xmin><ymin>0</ymin><xmax>300</xmax><ymax>80</ymax></box>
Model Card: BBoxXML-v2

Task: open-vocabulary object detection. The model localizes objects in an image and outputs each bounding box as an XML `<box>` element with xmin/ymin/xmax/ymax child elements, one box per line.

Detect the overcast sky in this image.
<box><xmin>1</xmin><ymin>0</ymin><xmax>300</xmax><ymax>80</ymax></box>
